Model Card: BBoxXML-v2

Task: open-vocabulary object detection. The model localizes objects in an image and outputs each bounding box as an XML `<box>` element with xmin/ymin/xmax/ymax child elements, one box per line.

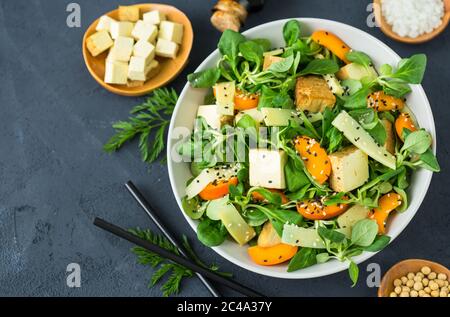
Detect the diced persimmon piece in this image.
<box><xmin>367</xmin><ymin>91</ymin><xmax>405</xmax><ymax>112</ymax></box>
<box><xmin>294</xmin><ymin>136</ymin><xmax>331</xmax><ymax>184</ymax></box>
<box><xmin>369</xmin><ymin>192</ymin><xmax>402</xmax><ymax>234</ymax></box>
<box><xmin>395</xmin><ymin>113</ymin><xmax>417</xmax><ymax>141</ymax></box>
<box><xmin>248</xmin><ymin>243</ymin><xmax>298</xmax><ymax>266</ymax></box>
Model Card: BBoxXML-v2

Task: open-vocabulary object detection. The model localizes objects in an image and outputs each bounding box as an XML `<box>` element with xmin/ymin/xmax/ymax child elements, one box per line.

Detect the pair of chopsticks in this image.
<box><xmin>93</xmin><ymin>181</ymin><xmax>264</xmax><ymax>297</ymax></box>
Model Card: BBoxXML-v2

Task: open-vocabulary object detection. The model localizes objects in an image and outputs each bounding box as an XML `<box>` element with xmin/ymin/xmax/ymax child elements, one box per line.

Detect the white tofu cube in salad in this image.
<box><xmin>214</xmin><ymin>82</ymin><xmax>235</xmax><ymax>116</ymax></box>
<box><xmin>328</xmin><ymin>146</ymin><xmax>369</xmax><ymax>192</ymax></box>
<box><xmin>249</xmin><ymin>149</ymin><xmax>287</xmax><ymax>189</ymax></box>
<box><xmin>197</xmin><ymin>105</ymin><xmax>221</xmax><ymax>130</ymax></box>
<box><xmin>158</xmin><ymin>21</ymin><xmax>184</xmax><ymax>44</ymax></box>
<box><xmin>196</xmin><ymin>105</ymin><xmax>233</xmax><ymax>130</ymax></box>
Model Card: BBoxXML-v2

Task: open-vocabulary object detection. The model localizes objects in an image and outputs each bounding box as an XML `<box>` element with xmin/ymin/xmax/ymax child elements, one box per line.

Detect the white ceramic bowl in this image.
<box><xmin>167</xmin><ymin>18</ymin><xmax>436</xmax><ymax>279</ymax></box>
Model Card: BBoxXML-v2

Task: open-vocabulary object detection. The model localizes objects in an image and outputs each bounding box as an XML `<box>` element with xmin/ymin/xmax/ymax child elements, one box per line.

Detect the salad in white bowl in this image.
<box><xmin>168</xmin><ymin>19</ymin><xmax>439</xmax><ymax>283</ymax></box>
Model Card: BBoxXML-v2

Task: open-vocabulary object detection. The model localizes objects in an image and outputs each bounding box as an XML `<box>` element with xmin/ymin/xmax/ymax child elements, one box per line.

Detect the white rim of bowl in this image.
<box><xmin>167</xmin><ymin>18</ymin><xmax>436</xmax><ymax>279</ymax></box>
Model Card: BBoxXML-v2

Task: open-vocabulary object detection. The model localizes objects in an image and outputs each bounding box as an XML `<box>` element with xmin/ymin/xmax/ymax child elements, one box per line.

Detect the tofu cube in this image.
<box><xmin>118</xmin><ymin>5</ymin><xmax>140</xmax><ymax>22</ymax></box>
<box><xmin>133</xmin><ymin>40</ymin><xmax>155</xmax><ymax>65</ymax></box>
<box><xmin>295</xmin><ymin>75</ymin><xmax>336</xmax><ymax>113</ymax></box>
<box><xmin>146</xmin><ymin>59</ymin><xmax>160</xmax><ymax>80</ymax></box>
<box><xmin>128</xmin><ymin>56</ymin><xmax>151</xmax><ymax>81</ymax></box>
<box><xmin>111</xmin><ymin>36</ymin><xmax>134</xmax><ymax>62</ymax></box>
<box><xmin>329</xmin><ymin>146</ymin><xmax>369</xmax><ymax>192</ymax></box>
<box><xmin>196</xmin><ymin>105</ymin><xmax>232</xmax><ymax>130</ymax></box>
<box><xmin>86</xmin><ymin>30</ymin><xmax>113</xmax><ymax>57</ymax></box>
<box><xmin>131</xmin><ymin>20</ymin><xmax>158</xmax><ymax>42</ymax></box>
<box><xmin>95</xmin><ymin>15</ymin><xmax>117</xmax><ymax>32</ymax></box>
<box><xmin>158</xmin><ymin>21</ymin><xmax>184</xmax><ymax>44</ymax></box>
<box><xmin>104</xmin><ymin>61</ymin><xmax>128</xmax><ymax>85</ymax></box>
<box><xmin>106</xmin><ymin>49</ymin><xmax>116</xmax><ymax>63</ymax></box>
<box><xmin>155</xmin><ymin>38</ymin><xmax>179</xmax><ymax>59</ymax></box>
<box><xmin>110</xmin><ymin>21</ymin><xmax>134</xmax><ymax>39</ymax></box>
<box><xmin>214</xmin><ymin>82</ymin><xmax>235</xmax><ymax>116</ymax></box>
<box><xmin>143</xmin><ymin>10</ymin><xmax>166</xmax><ymax>25</ymax></box>
<box><xmin>249</xmin><ymin>149</ymin><xmax>287</xmax><ymax>189</ymax></box>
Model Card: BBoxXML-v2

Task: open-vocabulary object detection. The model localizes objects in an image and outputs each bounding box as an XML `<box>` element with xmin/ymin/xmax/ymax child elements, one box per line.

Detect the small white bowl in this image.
<box><xmin>167</xmin><ymin>18</ymin><xmax>436</xmax><ymax>279</ymax></box>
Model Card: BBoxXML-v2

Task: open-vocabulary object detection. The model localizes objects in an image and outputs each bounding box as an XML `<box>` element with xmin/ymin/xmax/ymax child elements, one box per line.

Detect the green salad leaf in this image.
<box><xmin>351</xmin><ymin>219</ymin><xmax>378</xmax><ymax>247</ymax></box>
<box><xmin>299</xmin><ymin>59</ymin><xmax>339</xmax><ymax>76</ymax></box>
<box><xmin>197</xmin><ymin>218</ymin><xmax>228</xmax><ymax>247</ymax></box>
<box><xmin>187</xmin><ymin>68</ymin><xmax>221</xmax><ymax>88</ymax></box>
<box><xmin>283</xmin><ymin>20</ymin><xmax>301</xmax><ymax>46</ymax></box>
<box><xmin>287</xmin><ymin>247</ymin><xmax>317</xmax><ymax>272</ymax></box>
<box><xmin>346</xmin><ymin>51</ymin><xmax>372</xmax><ymax>68</ymax></box>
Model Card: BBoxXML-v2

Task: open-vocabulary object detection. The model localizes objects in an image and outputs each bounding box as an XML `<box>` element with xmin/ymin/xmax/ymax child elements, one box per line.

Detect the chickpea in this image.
<box><xmin>400</xmin><ymin>291</ymin><xmax>409</xmax><ymax>297</ymax></box>
<box><xmin>442</xmin><ymin>286</ymin><xmax>449</xmax><ymax>293</ymax></box>
<box><xmin>389</xmin><ymin>292</ymin><xmax>397</xmax><ymax>297</ymax></box>
<box><xmin>402</xmin><ymin>286</ymin><xmax>410</xmax><ymax>293</ymax></box>
<box><xmin>424</xmin><ymin>286</ymin><xmax>431</xmax><ymax>293</ymax></box>
<box><xmin>393</xmin><ymin>278</ymin><xmax>402</xmax><ymax>287</ymax></box>
<box><xmin>413</xmin><ymin>282</ymin><xmax>423</xmax><ymax>291</ymax></box>
<box><xmin>440</xmin><ymin>290</ymin><xmax>448</xmax><ymax>297</ymax></box>
<box><xmin>410</xmin><ymin>290</ymin><xmax>418</xmax><ymax>297</ymax></box>
<box><xmin>413</xmin><ymin>275</ymin><xmax>422</xmax><ymax>283</ymax></box>
<box><xmin>418</xmin><ymin>290</ymin><xmax>426</xmax><ymax>297</ymax></box>
<box><xmin>416</xmin><ymin>272</ymin><xmax>424</xmax><ymax>278</ymax></box>
<box><xmin>445</xmin><ymin>281</ymin><xmax>449</xmax><ymax>287</ymax></box>
<box><xmin>431</xmin><ymin>290</ymin><xmax>439</xmax><ymax>297</ymax></box>
<box><xmin>423</xmin><ymin>293</ymin><xmax>431</xmax><ymax>297</ymax></box>
<box><xmin>422</xmin><ymin>278</ymin><xmax>429</xmax><ymax>286</ymax></box>
<box><xmin>421</xmin><ymin>266</ymin><xmax>431</xmax><ymax>275</ymax></box>
<box><xmin>407</xmin><ymin>272</ymin><xmax>415</xmax><ymax>280</ymax></box>
<box><xmin>401</xmin><ymin>276</ymin><xmax>408</xmax><ymax>284</ymax></box>
<box><xmin>406</xmin><ymin>279</ymin><xmax>414</xmax><ymax>288</ymax></box>
<box><xmin>429</xmin><ymin>281</ymin><xmax>439</xmax><ymax>291</ymax></box>
<box><xmin>437</xmin><ymin>273</ymin><xmax>447</xmax><ymax>281</ymax></box>
<box><xmin>394</xmin><ymin>286</ymin><xmax>402</xmax><ymax>294</ymax></box>
<box><xmin>428</xmin><ymin>272</ymin><xmax>437</xmax><ymax>280</ymax></box>
<box><xmin>436</xmin><ymin>279</ymin><xmax>445</xmax><ymax>287</ymax></box>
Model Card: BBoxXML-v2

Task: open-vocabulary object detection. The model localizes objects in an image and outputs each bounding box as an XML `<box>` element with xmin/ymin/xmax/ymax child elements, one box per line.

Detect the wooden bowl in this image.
<box><xmin>374</xmin><ymin>0</ymin><xmax>450</xmax><ymax>44</ymax></box>
<box><xmin>82</xmin><ymin>3</ymin><xmax>193</xmax><ymax>96</ymax></box>
<box><xmin>378</xmin><ymin>259</ymin><xmax>450</xmax><ymax>297</ymax></box>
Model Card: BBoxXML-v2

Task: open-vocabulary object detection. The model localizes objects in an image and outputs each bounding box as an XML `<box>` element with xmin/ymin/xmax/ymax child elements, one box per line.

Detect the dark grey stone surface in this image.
<box><xmin>0</xmin><ymin>0</ymin><xmax>448</xmax><ymax>297</ymax></box>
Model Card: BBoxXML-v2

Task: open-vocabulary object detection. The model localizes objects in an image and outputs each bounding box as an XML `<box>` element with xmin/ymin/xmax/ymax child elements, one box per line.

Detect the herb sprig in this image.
<box><xmin>129</xmin><ymin>228</ymin><xmax>230</xmax><ymax>297</ymax></box>
<box><xmin>103</xmin><ymin>88</ymin><xmax>178</xmax><ymax>163</ymax></box>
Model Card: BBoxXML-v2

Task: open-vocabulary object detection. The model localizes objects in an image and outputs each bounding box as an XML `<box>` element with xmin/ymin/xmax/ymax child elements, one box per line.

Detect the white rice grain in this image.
<box><xmin>381</xmin><ymin>0</ymin><xmax>444</xmax><ymax>38</ymax></box>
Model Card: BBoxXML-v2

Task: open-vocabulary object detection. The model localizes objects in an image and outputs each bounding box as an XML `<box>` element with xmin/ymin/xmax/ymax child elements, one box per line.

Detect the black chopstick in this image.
<box><xmin>124</xmin><ymin>181</ymin><xmax>221</xmax><ymax>297</ymax></box>
<box><xmin>93</xmin><ymin>217</ymin><xmax>264</xmax><ymax>297</ymax></box>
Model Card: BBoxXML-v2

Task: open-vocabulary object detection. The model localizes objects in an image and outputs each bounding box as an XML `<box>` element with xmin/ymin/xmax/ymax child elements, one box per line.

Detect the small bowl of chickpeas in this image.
<box><xmin>378</xmin><ymin>259</ymin><xmax>450</xmax><ymax>297</ymax></box>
